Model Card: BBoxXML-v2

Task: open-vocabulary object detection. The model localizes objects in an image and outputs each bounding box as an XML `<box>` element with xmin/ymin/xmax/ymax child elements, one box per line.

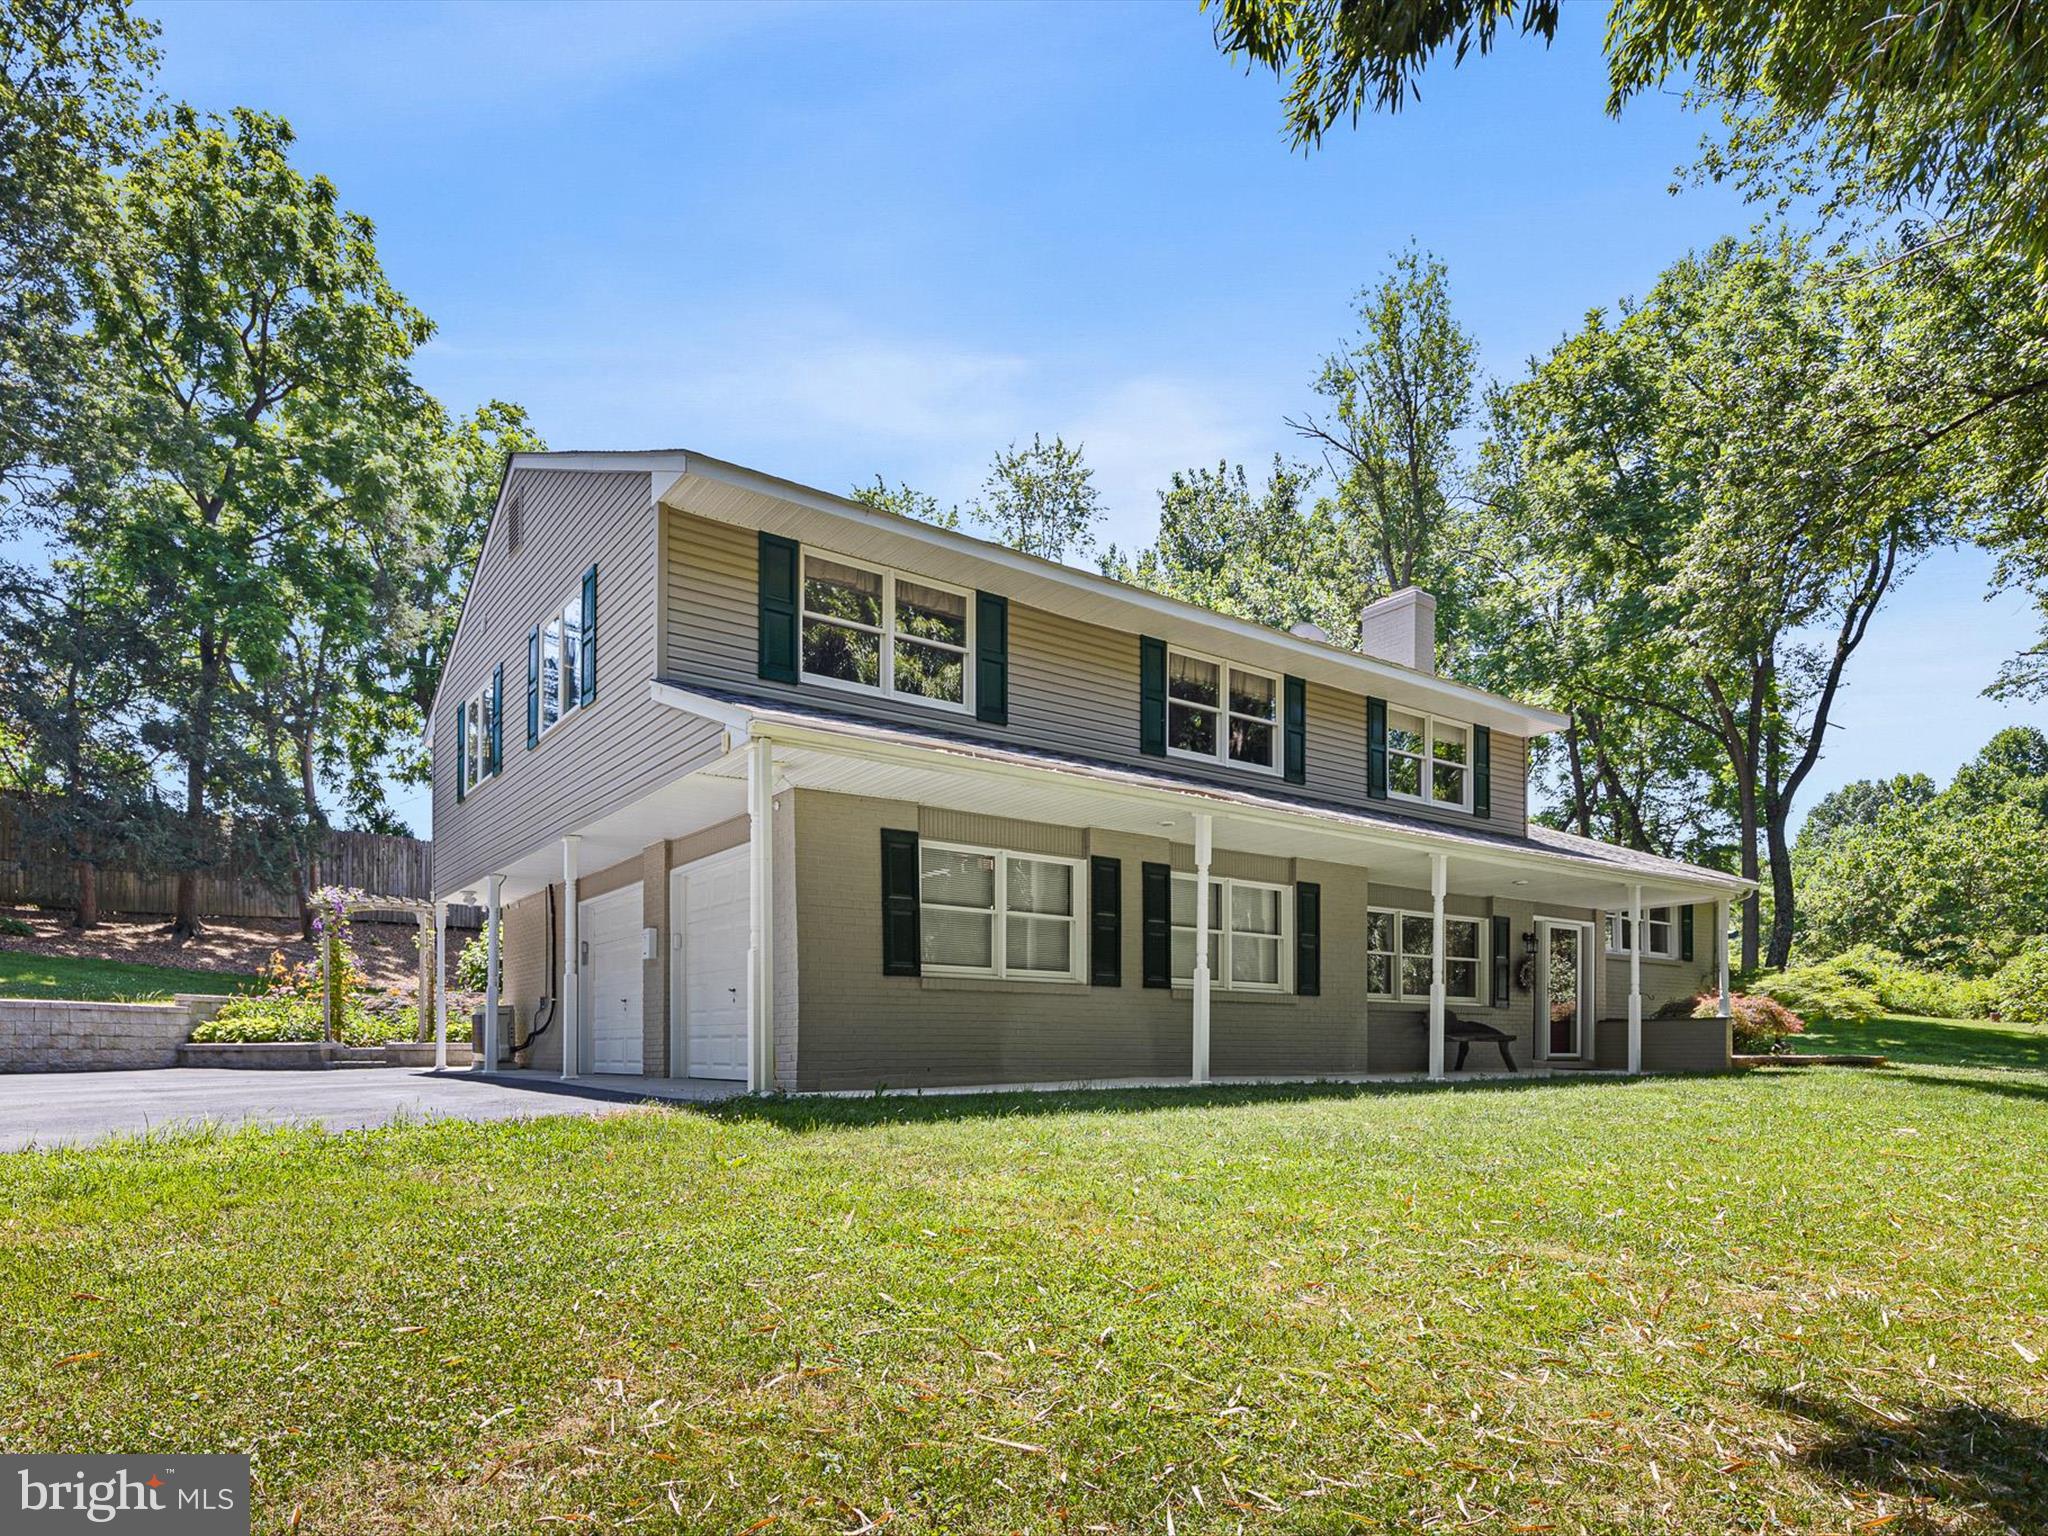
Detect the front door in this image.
<box><xmin>1541</xmin><ymin>922</ymin><xmax>1587</xmax><ymax>1058</ymax></box>
<box><xmin>671</xmin><ymin>848</ymin><xmax>749</xmax><ymax>1081</ymax></box>
<box><xmin>580</xmin><ymin>885</ymin><xmax>644</xmax><ymax>1075</ymax></box>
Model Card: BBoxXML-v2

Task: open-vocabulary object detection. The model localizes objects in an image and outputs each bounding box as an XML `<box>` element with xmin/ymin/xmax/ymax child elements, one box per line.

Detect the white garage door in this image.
<box><xmin>672</xmin><ymin>848</ymin><xmax>749</xmax><ymax>1081</ymax></box>
<box><xmin>579</xmin><ymin>884</ymin><xmax>644</xmax><ymax>1075</ymax></box>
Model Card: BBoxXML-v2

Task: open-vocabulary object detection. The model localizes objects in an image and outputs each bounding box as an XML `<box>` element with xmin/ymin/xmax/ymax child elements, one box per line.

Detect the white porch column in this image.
<box><xmin>1192</xmin><ymin>813</ymin><xmax>1213</xmax><ymax>1086</ymax></box>
<box><xmin>428</xmin><ymin>902</ymin><xmax>447</xmax><ymax>1071</ymax></box>
<box><xmin>746</xmin><ymin>736</ymin><xmax>775</xmax><ymax>1093</ymax></box>
<box><xmin>561</xmin><ymin>837</ymin><xmax>581</xmax><ymax>1080</ymax></box>
<box><xmin>1428</xmin><ymin>853</ymin><xmax>1448</xmax><ymax>1081</ymax></box>
<box><xmin>1628</xmin><ymin>883</ymin><xmax>1645</xmax><ymax>1075</ymax></box>
<box><xmin>483</xmin><ymin>876</ymin><xmax>503</xmax><ymax>1074</ymax></box>
<box><xmin>1716</xmin><ymin>897</ymin><xmax>1732</xmax><ymax>1017</ymax></box>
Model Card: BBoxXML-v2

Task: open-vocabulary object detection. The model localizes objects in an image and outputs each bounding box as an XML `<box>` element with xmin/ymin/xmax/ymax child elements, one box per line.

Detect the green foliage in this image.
<box><xmin>453</xmin><ymin>929</ymin><xmax>502</xmax><ymax>995</ymax></box>
<box><xmin>191</xmin><ymin>994</ymin><xmax>416</xmax><ymax>1047</ymax></box>
<box><xmin>977</xmin><ymin>434</ymin><xmax>1103</xmax><ymax>562</ymax></box>
<box><xmin>848</xmin><ymin>477</ymin><xmax>960</xmax><ymax>531</ymax></box>
<box><xmin>1794</xmin><ymin>729</ymin><xmax>2048</xmax><ymax>974</ymax></box>
<box><xmin>0</xmin><ymin>916</ymin><xmax>33</xmax><ymax>938</ymax></box>
<box><xmin>1751</xmin><ymin>964</ymin><xmax>1881</xmax><ymax>1027</ymax></box>
<box><xmin>1991</xmin><ymin>937</ymin><xmax>2048</xmax><ymax>1027</ymax></box>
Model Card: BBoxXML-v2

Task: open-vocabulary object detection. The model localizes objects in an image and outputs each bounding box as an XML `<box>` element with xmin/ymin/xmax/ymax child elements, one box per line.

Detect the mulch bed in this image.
<box><xmin>0</xmin><ymin>905</ymin><xmax>474</xmax><ymax>993</ymax></box>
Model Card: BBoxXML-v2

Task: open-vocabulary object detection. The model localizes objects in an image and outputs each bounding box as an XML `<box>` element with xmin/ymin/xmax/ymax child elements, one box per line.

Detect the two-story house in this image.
<box><xmin>429</xmin><ymin>450</ymin><xmax>1747</xmax><ymax>1093</ymax></box>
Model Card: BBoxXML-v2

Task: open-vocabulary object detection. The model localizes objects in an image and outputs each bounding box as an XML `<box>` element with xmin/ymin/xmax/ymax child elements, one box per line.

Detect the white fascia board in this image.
<box><xmin>663</xmin><ymin>451</ymin><xmax>1571</xmax><ymax>738</ymax></box>
<box><xmin>646</xmin><ymin>679</ymin><xmax>753</xmax><ymax>737</ymax></box>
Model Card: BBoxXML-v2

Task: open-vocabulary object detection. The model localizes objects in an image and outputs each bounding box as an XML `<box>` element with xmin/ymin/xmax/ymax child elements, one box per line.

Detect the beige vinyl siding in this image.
<box><xmin>662</xmin><ymin>508</ymin><xmax>1528</xmax><ymax>833</ymax></box>
<box><xmin>432</xmin><ymin>470</ymin><xmax>725</xmax><ymax>897</ymax></box>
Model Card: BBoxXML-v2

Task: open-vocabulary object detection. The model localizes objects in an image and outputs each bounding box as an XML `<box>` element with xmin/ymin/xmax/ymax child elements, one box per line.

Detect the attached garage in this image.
<box><xmin>670</xmin><ymin>848</ymin><xmax>749</xmax><ymax>1080</ymax></box>
<box><xmin>578</xmin><ymin>884</ymin><xmax>644</xmax><ymax>1074</ymax></box>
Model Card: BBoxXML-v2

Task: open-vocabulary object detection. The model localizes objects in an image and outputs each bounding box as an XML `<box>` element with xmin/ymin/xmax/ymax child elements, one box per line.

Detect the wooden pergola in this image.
<box><xmin>312</xmin><ymin>890</ymin><xmax>451</xmax><ymax>1064</ymax></box>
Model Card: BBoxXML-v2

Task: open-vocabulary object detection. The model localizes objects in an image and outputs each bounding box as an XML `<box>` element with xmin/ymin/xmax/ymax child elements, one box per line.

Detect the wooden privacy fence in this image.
<box><xmin>0</xmin><ymin>797</ymin><xmax>442</xmax><ymax>921</ymax></box>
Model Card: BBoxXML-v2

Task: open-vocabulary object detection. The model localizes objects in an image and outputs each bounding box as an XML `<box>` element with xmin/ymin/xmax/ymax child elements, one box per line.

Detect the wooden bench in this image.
<box><xmin>1442</xmin><ymin>1012</ymin><xmax>1517</xmax><ymax>1073</ymax></box>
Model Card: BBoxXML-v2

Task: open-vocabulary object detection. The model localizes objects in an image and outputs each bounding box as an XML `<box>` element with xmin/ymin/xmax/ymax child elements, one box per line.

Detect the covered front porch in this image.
<box><xmin>433</xmin><ymin>682</ymin><xmax>1745</xmax><ymax>1094</ymax></box>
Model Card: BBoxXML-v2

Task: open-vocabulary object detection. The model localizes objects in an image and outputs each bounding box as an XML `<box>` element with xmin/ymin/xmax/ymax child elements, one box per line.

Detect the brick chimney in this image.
<box><xmin>1357</xmin><ymin>588</ymin><xmax>1437</xmax><ymax>673</ymax></box>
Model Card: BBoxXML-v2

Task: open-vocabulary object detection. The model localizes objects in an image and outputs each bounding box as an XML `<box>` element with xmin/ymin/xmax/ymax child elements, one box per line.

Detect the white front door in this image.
<box><xmin>1536</xmin><ymin>919</ymin><xmax>1591</xmax><ymax>1061</ymax></box>
<box><xmin>580</xmin><ymin>884</ymin><xmax>644</xmax><ymax>1075</ymax></box>
<box><xmin>671</xmin><ymin>848</ymin><xmax>749</xmax><ymax>1081</ymax></box>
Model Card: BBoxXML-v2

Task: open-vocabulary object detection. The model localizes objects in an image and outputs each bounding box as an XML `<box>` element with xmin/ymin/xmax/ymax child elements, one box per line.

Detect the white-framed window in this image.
<box><xmin>1365</xmin><ymin>907</ymin><xmax>1483</xmax><ymax>1003</ymax></box>
<box><xmin>539</xmin><ymin>589</ymin><xmax>583</xmax><ymax>736</ymax></box>
<box><xmin>802</xmin><ymin>550</ymin><xmax>971</xmax><ymax>711</ymax></box>
<box><xmin>1606</xmin><ymin>906</ymin><xmax>1675</xmax><ymax>958</ymax></box>
<box><xmin>1386</xmin><ymin>708</ymin><xmax>1470</xmax><ymax>808</ymax></box>
<box><xmin>918</xmin><ymin>842</ymin><xmax>1083</xmax><ymax>981</ymax></box>
<box><xmin>1169</xmin><ymin>874</ymin><xmax>1289</xmax><ymax>990</ymax></box>
<box><xmin>459</xmin><ymin>686</ymin><xmax>489</xmax><ymax>794</ymax></box>
<box><xmin>1166</xmin><ymin>645</ymin><xmax>1280</xmax><ymax>772</ymax></box>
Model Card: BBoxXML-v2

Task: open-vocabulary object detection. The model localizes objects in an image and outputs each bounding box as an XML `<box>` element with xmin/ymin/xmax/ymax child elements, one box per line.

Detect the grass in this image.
<box><xmin>3</xmin><ymin>1070</ymin><xmax>2045</xmax><ymax>1533</ymax></box>
<box><xmin>0</xmin><ymin>949</ymin><xmax>254</xmax><ymax>1002</ymax></box>
<box><xmin>1795</xmin><ymin>1010</ymin><xmax>2048</xmax><ymax>1071</ymax></box>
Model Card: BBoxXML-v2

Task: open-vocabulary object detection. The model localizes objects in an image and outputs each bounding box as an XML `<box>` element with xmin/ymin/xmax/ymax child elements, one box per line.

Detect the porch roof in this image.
<box><xmin>651</xmin><ymin>680</ymin><xmax>1751</xmax><ymax>909</ymax></box>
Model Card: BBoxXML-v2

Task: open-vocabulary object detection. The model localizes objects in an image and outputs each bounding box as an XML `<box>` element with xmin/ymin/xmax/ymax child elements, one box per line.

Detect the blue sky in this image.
<box><xmin>144</xmin><ymin>0</ymin><xmax>2041</xmax><ymax>834</ymax></box>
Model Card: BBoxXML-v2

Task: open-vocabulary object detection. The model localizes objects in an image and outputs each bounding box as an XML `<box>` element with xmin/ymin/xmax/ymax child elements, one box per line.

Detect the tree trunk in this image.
<box><xmin>71</xmin><ymin>860</ymin><xmax>98</xmax><ymax>930</ymax></box>
<box><xmin>1734</xmin><ymin>780</ymin><xmax>1762</xmax><ymax>975</ymax></box>
<box><xmin>171</xmin><ymin>627</ymin><xmax>221</xmax><ymax>943</ymax></box>
<box><xmin>1764</xmin><ymin>803</ymin><xmax>1797</xmax><ymax>969</ymax></box>
<box><xmin>297</xmin><ymin>728</ymin><xmax>322</xmax><ymax>941</ymax></box>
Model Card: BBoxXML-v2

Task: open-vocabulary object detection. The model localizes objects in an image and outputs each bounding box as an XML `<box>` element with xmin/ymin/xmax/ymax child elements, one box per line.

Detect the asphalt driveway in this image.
<box><xmin>0</xmin><ymin>1068</ymin><xmax>648</xmax><ymax>1151</ymax></box>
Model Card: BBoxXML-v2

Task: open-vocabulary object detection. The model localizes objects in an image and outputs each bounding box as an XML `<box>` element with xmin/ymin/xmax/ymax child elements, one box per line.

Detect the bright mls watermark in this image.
<box><xmin>4</xmin><ymin>1456</ymin><xmax>248</xmax><ymax>1534</ymax></box>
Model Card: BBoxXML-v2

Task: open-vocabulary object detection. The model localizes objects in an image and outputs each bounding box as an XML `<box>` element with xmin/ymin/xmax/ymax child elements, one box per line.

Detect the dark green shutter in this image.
<box><xmin>1139</xmin><ymin>636</ymin><xmax>1167</xmax><ymax>757</ymax></box>
<box><xmin>975</xmin><ymin>591</ymin><xmax>1009</xmax><ymax>725</ymax></box>
<box><xmin>453</xmin><ymin>705</ymin><xmax>464</xmax><ymax>804</ymax></box>
<box><xmin>880</xmin><ymin>829</ymin><xmax>921</xmax><ymax>977</ymax></box>
<box><xmin>489</xmin><ymin>664</ymin><xmax>503</xmax><ymax>774</ymax></box>
<box><xmin>758</xmin><ymin>532</ymin><xmax>800</xmax><ymax>684</ymax></box>
<box><xmin>526</xmin><ymin>625</ymin><xmax>540</xmax><ymax>748</ymax></box>
<box><xmin>1295</xmin><ymin>881</ymin><xmax>1320</xmax><ymax>996</ymax></box>
<box><xmin>1283</xmin><ymin>675</ymin><xmax>1307</xmax><ymax>785</ymax></box>
<box><xmin>1491</xmin><ymin>915</ymin><xmax>1511</xmax><ymax>1007</ymax></box>
<box><xmin>1089</xmin><ymin>855</ymin><xmax>1122</xmax><ymax>986</ymax></box>
<box><xmin>579</xmin><ymin>565</ymin><xmax>597</xmax><ymax>705</ymax></box>
<box><xmin>1681</xmin><ymin>904</ymin><xmax>1695</xmax><ymax>962</ymax></box>
<box><xmin>1366</xmin><ymin>696</ymin><xmax>1388</xmax><ymax>799</ymax></box>
<box><xmin>1140</xmin><ymin>861</ymin><xmax>1171</xmax><ymax>988</ymax></box>
<box><xmin>1473</xmin><ymin>724</ymin><xmax>1491</xmax><ymax>818</ymax></box>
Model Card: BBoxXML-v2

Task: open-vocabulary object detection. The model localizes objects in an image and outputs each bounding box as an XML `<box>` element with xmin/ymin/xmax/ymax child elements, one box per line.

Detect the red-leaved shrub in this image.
<box><xmin>1689</xmin><ymin>990</ymin><xmax>1805</xmax><ymax>1053</ymax></box>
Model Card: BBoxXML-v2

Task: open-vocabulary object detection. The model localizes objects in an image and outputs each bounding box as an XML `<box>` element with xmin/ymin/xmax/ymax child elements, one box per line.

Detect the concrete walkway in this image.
<box><xmin>0</xmin><ymin>1067</ymin><xmax>711</xmax><ymax>1152</ymax></box>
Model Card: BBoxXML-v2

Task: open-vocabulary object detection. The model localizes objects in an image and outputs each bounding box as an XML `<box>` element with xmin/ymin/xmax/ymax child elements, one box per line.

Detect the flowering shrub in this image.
<box><xmin>192</xmin><ymin>994</ymin><xmax>418</xmax><ymax>1047</ymax></box>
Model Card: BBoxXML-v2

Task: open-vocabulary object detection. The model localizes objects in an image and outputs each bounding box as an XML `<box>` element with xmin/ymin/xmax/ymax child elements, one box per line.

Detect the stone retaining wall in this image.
<box><xmin>0</xmin><ymin>997</ymin><xmax>196</xmax><ymax>1072</ymax></box>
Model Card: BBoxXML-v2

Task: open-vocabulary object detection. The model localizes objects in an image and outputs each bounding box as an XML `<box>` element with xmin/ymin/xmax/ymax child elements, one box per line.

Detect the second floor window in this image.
<box><xmin>1167</xmin><ymin>647</ymin><xmax>1279</xmax><ymax>772</ymax></box>
<box><xmin>460</xmin><ymin>687</ymin><xmax>490</xmax><ymax>793</ymax></box>
<box><xmin>540</xmin><ymin>591</ymin><xmax>582</xmax><ymax>734</ymax></box>
<box><xmin>1388</xmin><ymin>708</ymin><xmax>1470</xmax><ymax>808</ymax></box>
<box><xmin>802</xmin><ymin>552</ymin><xmax>970</xmax><ymax>710</ymax></box>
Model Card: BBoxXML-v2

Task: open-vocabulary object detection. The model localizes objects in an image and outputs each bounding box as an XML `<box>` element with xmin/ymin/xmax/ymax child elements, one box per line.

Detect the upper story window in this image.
<box><xmin>459</xmin><ymin>685</ymin><xmax>491</xmax><ymax>794</ymax></box>
<box><xmin>1167</xmin><ymin>646</ymin><xmax>1279</xmax><ymax>773</ymax></box>
<box><xmin>918</xmin><ymin>841</ymin><xmax>1083</xmax><ymax>981</ymax></box>
<box><xmin>1170</xmin><ymin>873</ymin><xmax>1288</xmax><ymax>990</ymax></box>
<box><xmin>539</xmin><ymin>589</ymin><xmax>583</xmax><ymax>735</ymax></box>
<box><xmin>1606</xmin><ymin>907</ymin><xmax>1675</xmax><ymax>958</ymax></box>
<box><xmin>1388</xmin><ymin>708</ymin><xmax>1470</xmax><ymax>808</ymax></box>
<box><xmin>802</xmin><ymin>551</ymin><xmax>971</xmax><ymax>711</ymax></box>
<box><xmin>1366</xmin><ymin>908</ymin><xmax>1483</xmax><ymax>1003</ymax></box>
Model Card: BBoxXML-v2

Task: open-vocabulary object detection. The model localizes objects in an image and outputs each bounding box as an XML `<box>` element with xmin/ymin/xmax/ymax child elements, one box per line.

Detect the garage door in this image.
<box><xmin>672</xmin><ymin>849</ymin><xmax>749</xmax><ymax>1081</ymax></box>
<box><xmin>579</xmin><ymin>884</ymin><xmax>644</xmax><ymax>1075</ymax></box>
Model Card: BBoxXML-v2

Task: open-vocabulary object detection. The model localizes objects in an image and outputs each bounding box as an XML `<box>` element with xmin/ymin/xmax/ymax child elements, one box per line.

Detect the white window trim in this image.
<box><xmin>458</xmin><ymin>685</ymin><xmax>489</xmax><ymax>794</ymax></box>
<box><xmin>1169</xmin><ymin>873</ymin><xmax>1291</xmax><ymax>992</ymax></box>
<box><xmin>800</xmin><ymin>549</ymin><xmax>974</xmax><ymax>715</ymax></box>
<box><xmin>1164</xmin><ymin>643</ymin><xmax>1282</xmax><ymax>776</ymax></box>
<box><xmin>918</xmin><ymin>841</ymin><xmax>1085</xmax><ymax>983</ymax></box>
<box><xmin>538</xmin><ymin>585</ymin><xmax>585</xmax><ymax>740</ymax></box>
<box><xmin>1605</xmin><ymin>907</ymin><xmax>1676</xmax><ymax>960</ymax></box>
<box><xmin>1386</xmin><ymin>708</ymin><xmax>1473</xmax><ymax>811</ymax></box>
<box><xmin>1364</xmin><ymin>905</ymin><xmax>1486</xmax><ymax>1004</ymax></box>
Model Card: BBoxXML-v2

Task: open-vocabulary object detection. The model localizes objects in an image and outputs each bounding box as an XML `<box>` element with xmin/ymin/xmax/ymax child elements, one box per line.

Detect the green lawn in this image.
<box><xmin>0</xmin><ymin>950</ymin><xmax>253</xmax><ymax>1002</ymax></box>
<box><xmin>4</xmin><ymin>1070</ymin><xmax>2045</xmax><ymax>1533</ymax></box>
<box><xmin>1796</xmin><ymin>1009</ymin><xmax>2048</xmax><ymax>1071</ymax></box>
